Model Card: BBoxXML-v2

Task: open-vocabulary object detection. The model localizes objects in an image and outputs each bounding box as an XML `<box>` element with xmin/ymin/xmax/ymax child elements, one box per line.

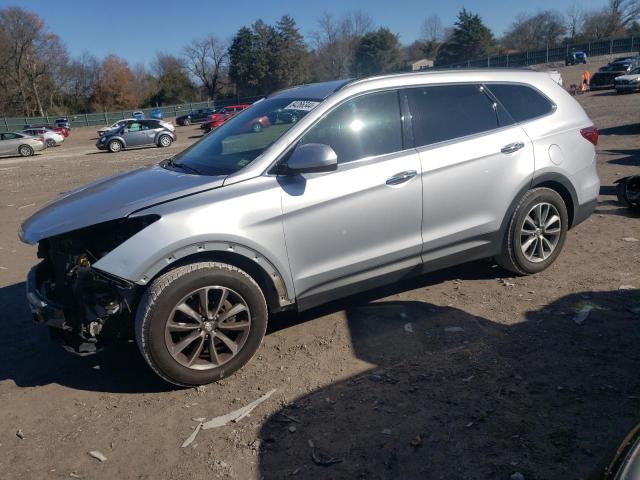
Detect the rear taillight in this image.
<box><xmin>580</xmin><ymin>126</ymin><xmax>598</xmax><ymax>146</ymax></box>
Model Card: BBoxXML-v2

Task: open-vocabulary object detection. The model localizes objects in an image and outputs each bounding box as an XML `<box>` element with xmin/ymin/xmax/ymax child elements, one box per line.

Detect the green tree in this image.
<box><xmin>354</xmin><ymin>28</ymin><xmax>403</xmax><ymax>76</ymax></box>
<box><xmin>229</xmin><ymin>26</ymin><xmax>262</xmax><ymax>96</ymax></box>
<box><xmin>435</xmin><ymin>9</ymin><xmax>495</xmax><ymax>66</ymax></box>
<box><xmin>274</xmin><ymin>15</ymin><xmax>309</xmax><ymax>88</ymax></box>
<box><xmin>146</xmin><ymin>54</ymin><xmax>195</xmax><ymax>106</ymax></box>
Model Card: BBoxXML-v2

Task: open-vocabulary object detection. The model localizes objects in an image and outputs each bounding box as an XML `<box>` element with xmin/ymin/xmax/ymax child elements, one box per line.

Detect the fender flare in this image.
<box><xmin>136</xmin><ymin>241</ymin><xmax>294</xmax><ymax>308</ymax></box>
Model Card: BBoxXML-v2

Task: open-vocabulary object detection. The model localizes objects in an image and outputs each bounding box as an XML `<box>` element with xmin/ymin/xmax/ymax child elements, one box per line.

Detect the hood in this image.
<box><xmin>20</xmin><ymin>164</ymin><xmax>226</xmax><ymax>244</ymax></box>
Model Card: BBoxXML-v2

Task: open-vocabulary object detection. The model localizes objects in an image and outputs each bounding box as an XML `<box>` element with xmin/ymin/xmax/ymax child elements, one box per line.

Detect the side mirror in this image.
<box><xmin>287</xmin><ymin>143</ymin><xmax>337</xmax><ymax>173</ymax></box>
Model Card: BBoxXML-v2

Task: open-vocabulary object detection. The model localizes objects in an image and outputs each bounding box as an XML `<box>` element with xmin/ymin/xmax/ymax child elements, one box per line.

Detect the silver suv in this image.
<box><xmin>20</xmin><ymin>70</ymin><xmax>600</xmax><ymax>386</ymax></box>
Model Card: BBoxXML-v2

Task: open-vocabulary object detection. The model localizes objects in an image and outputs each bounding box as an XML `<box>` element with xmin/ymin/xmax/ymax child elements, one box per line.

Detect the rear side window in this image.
<box><xmin>300</xmin><ymin>90</ymin><xmax>403</xmax><ymax>164</ymax></box>
<box><xmin>405</xmin><ymin>84</ymin><xmax>507</xmax><ymax>147</ymax></box>
<box><xmin>487</xmin><ymin>84</ymin><xmax>554</xmax><ymax>123</ymax></box>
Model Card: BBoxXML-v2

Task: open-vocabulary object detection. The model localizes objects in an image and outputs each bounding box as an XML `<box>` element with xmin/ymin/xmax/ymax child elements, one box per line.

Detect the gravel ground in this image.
<box><xmin>0</xmin><ymin>62</ymin><xmax>639</xmax><ymax>480</ymax></box>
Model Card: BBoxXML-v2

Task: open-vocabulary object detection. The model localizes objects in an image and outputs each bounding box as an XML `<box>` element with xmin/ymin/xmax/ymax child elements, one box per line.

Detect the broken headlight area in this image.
<box><xmin>28</xmin><ymin>215</ymin><xmax>159</xmax><ymax>355</ymax></box>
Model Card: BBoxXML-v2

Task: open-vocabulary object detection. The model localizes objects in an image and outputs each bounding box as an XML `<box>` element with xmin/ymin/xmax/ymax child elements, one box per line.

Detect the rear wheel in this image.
<box><xmin>46</xmin><ymin>138</ymin><xmax>56</xmax><ymax>147</ymax></box>
<box><xmin>18</xmin><ymin>145</ymin><xmax>33</xmax><ymax>157</ymax></box>
<box><xmin>108</xmin><ymin>139</ymin><xmax>123</xmax><ymax>153</ymax></box>
<box><xmin>183</xmin><ymin>118</ymin><xmax>191</xmax><ymax>126</ymax></box>
<box><xmin>158</xmin><ymin>134</ymin><xmax>172</xmax><ymax>147</ymax></box>
<box><xmin>252</xmin><ymin>122</ymin><xmax>263</xmax><ymax>133</ymax></box>
<box><xmin>135</xmin><ymin>262</ymin><xmax>268</xmax><ymax>386</ymax></box>
<box><xmin>496</xmin><ymin>188</ymin><xmax>568</xmax><ymax>275</ymax></box>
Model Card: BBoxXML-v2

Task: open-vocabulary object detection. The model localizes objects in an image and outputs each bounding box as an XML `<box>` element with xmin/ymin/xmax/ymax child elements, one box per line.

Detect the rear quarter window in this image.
<box><xmin>487</xmin><ymin>83</ymin><xmax>554</xmax><ymax>123</ymax></box>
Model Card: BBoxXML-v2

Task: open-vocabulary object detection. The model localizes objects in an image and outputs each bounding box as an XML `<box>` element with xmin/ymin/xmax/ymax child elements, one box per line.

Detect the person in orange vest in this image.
<box><xmin>582</xmin><ymin>70</ymin><xmax>591</xmax><ymax>92</ymax></box>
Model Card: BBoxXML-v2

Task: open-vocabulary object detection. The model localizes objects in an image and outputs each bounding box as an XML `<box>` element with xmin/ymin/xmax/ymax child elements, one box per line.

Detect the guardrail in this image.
<box><xmin>0</xmin><ymin>96</ymin><xmax>264</xmax><ymax>132</ymax></box>
<box><xmin>440</xmin><ymin>35</ymin><xmax>638</xmax><ymax>69</ymax></box>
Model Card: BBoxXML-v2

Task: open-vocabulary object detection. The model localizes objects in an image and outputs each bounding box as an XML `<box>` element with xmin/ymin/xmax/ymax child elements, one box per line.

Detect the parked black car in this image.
<box><xmin>176</xmin><ymin>108</ymin><xmax>215</xmax><ymax>126</ymax></box>
<box><xmin>590</xmin><ymin>56</ymin><xmax>640</xmax><ymax>90</ymax></box>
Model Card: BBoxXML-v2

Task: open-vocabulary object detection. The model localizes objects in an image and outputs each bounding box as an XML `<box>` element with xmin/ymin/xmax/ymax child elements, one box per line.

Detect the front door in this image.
<box><xmin>124</xmin><ymin>122</ymin><xmax>150</xmax><ymax>147</ymax></box>
<box><xmin>280</xmin><ymin>90</ymin><xmax>423</xmax><ymax>305</ymax></box>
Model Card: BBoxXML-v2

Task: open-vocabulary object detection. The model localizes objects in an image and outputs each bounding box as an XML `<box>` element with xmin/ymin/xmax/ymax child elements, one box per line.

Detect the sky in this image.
<box><xmin>5</xmin><ymin>0</ymin><xmax>607</xmax><ymax>65</ymax></box>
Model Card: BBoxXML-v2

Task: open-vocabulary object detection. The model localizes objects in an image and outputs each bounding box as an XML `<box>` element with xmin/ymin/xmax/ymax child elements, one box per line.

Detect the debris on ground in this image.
<box><xmin>622</xmin><ymin>237</ymin><xmax>639</xmax><ymax>243</ymax></box>
<box><xmin>88</xmin><ymin>451</ymin><xmax>107</xmax><ymax>462</ymax></box>
<box><xmin>15</xmin><ymin>429</ymin><xmax>24</xmax><ymax>440</ymax></box>
<box><xmin>574</xmin><ymin>305</ymin><xmax>594</xmax><ymax>325</ymax></box>
<box><xmin>308</xmin><ymin>439</ymin><xmax>342</xmax><ymax>466</ymax></box>
<box><xmin>404</xmin><ymin>323</ymin><xmax>414</xmax><ymax>333</ymax></box>
<box><xmin>501</xmin><ymin>279</ymin><xmax>515</xmax><ymax>287</ymax></box>
<box><xmin>410</xmin><ymin>435</ymin><xmax>423</xmax><ymax>448</ymax></box>
<box><xmin>181</xmin><ymin>422</ymin><xmax>203</xmax><ymax>448</ymax></box>
<box><xmin>619</xmin><ymin>285</ymin><xmax>636</xmax><ymax>291</ymax></box>
<box><xmin>444</xmin><ymin>326</ymin><xmax>464</xmax><ymax>332</ymax></box>
<box><xmin>181</xmin><ymin>389</ymin><xmax>277</xmax><ymax>447</ymax></box>
<box><xmin>69</xmin><ymin>472</ymin><xmax>81</xmax><ymax>479</ymax></box>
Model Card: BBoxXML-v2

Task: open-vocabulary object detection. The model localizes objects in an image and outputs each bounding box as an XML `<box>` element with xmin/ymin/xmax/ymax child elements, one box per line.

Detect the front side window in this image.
<box><xmin>170</xmin><ymin>97</ymin><xmax>320</xmax><ymax>176</ymax></box>
<box><xmin>299</xmin><ymin>90</ymin><xmax>403</xmax><ymax>164</ymax></box>
<box><xmin>406</xmin><ymin>84</ymin><xmax>503</xmax><ymax>147</ymax></box>
<box><xmin>487</xmin><ymin>83</ymin><xmax>554</xmax><ymax>123</ymax></box>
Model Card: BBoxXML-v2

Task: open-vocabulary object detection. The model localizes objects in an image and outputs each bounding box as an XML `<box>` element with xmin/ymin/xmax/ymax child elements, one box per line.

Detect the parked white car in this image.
<box><xmin>614</xmin><ymin>67</ymin><xmax>640</xmax><ymax>93</ymax></box>
<box><xmin>0</xmin><ymin>132</ymin><xmax>46</xmax><ymax>157</ymax></box>
<box><xmin>21</xmin><ymin>128</ymin><xmax>64</xmax><ymax>147</ymax></box>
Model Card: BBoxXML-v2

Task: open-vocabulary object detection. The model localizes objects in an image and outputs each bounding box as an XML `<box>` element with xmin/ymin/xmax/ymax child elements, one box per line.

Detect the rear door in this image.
<box><xmin>403</xmin><ymin>84</ymin><xmax>535</xmax><ymax>263</ymax></box>
<box><xmin>280</xmin><ymin>89</ymin><xmax>423</xmax><ymax>303</ymax></box>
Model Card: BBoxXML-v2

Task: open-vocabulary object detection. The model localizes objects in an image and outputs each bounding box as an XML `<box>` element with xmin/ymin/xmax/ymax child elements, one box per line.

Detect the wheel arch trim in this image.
<box><xmin>134</xmin><ymin>241</ymin><xmax>294</xmax><ymax>309</ymax></box>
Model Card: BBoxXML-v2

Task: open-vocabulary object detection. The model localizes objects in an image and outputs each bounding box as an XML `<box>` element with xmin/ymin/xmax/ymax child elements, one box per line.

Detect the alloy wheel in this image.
<box><xmin>520</xmin><ymin>202</ymin><xmax>562</xmax><ymax>263</ymax></box>
<box><xmin>164</xmin><ymin>286</ymin><xmax>251</xmax><ymax>370</ymax></box>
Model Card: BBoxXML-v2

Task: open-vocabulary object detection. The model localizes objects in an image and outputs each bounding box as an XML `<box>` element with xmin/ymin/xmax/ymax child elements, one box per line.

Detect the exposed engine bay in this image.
<box><xmin>27</xmin><ymin>215</ymin><xmax>159</xmax><ymax>355</ymax></box>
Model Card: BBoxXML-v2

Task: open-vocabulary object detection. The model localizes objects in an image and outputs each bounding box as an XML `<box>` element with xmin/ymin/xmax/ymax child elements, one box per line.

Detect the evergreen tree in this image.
<box><xmin>275</xmin><ymin>15</ymin><xmax>309</xmax><ymax>87</ymax></box>
<box><xmin>435</xmin><ymin>9</ymin><xmax>495</xmax><ymax>66</ymax></box>
<box><xmin>228</xmin><ymin>26</ymin><xmax>261</xmax><ymax>96</ymax></box>
<box><xmin>354</xmin><ymin>28</ymin><xmax>403</xmax><ymax>76</ymax></box>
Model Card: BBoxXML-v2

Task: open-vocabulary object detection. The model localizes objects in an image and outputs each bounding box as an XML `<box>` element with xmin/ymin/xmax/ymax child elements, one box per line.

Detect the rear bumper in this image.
<box><xmin>572</xmin><ymin>199</ymin><xmax>597</xmax><ymax>228</ymax></box>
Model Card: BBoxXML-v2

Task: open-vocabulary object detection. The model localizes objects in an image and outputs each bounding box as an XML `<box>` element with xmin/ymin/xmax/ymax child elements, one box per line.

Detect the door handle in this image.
<box><xmin>501</xmin><ymin>142</ymin><xmax>525</xmax><ymax>154</ymax></box>
<box><xmin>386</xmin><ymin>170</ymin><xmax>417</xmax><ymax>185</ymax></box>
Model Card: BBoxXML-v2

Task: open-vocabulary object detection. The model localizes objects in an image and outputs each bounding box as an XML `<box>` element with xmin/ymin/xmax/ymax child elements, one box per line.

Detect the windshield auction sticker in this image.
<box><xmin>283</xmin><ymin>100</ymin><xmax>320</xmax><ymax>111</ymax></box>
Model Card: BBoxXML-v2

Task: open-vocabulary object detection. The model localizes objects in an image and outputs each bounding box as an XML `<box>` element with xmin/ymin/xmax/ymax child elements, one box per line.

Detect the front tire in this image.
<box><xmin>108</xmin><ymin>139</ymin><xmax>123</xmax><ymax>153</ymax></box>
<box><xmin>46</xmin><ymin>138</ymin><xmax>56</xmax><ymax>147</ymax></box>
<box><xmin>183</xmin><ymin>118</ymin><xmax>191</xmax><ymax>126</ymax></box>
<box><xmin>135</xmin><ymin>262</ymin><xmax>268</xmax><ymax>387</ymax></box>
<box><xmin>252</xmin><ymin>122</ymin><xmax>263</xmax><ymax>133</ymax></box>
<box><xmin>496</xmin><ymin>188</ymin><xmax>568</xmax><ymax>275</ymax></box>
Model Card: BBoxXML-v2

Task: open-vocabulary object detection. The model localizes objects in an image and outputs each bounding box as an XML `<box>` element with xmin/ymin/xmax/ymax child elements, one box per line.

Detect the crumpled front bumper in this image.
<box><xmin>26</xmin><ymin>263</ymin><xmax>100</xmax><ymax>356</ymax></box>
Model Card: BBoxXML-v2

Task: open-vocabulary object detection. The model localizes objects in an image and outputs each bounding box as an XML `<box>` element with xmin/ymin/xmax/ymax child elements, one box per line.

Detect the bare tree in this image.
<box><xmin>421</xmin><ymin>14</ymin><xmax>444</xmax><ymax>42</ymax></box>
<box><xmin>566</xmin><ymin>4</ymin><xmax>584</xmax><ymax>40</ymax></box>
<box><xmin>183</xmin><ymin>36</ymin><xmax>228</xmax><ymax>100</ymax></box>
<box><xmin>311</xmin><ymin>10</ymin><xmax>374</xmax><ymax>80</ymax></box>
<box><xmin>502</xmin><ymin>11</ymin><xmax>567</xmax><ymax>51</ymax></box>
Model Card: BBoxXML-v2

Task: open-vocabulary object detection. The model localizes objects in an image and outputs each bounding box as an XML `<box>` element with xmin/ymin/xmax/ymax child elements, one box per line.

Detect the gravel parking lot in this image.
<box><xmin>1</xmin><ymin>64</ymin><xmax>639</xmax><ymax>479</ymax></box>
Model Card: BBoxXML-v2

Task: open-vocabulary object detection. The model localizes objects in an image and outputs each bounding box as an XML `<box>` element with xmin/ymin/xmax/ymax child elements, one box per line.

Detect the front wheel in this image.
<box><xmin>158</xmin><ymin>134</ymin><xmax>172</xmax><ymax>147</ymax></box>
<box><xmin>495</xmin><ymin>188</ymin><xmax>568</xmax><ymax>275</ymax></box>
<box><xmin>251</xmin><ymin>122</ymin><xmax>263</xmax><ymax>133</ymax></box>
<box><xmin>135</xmin><ymin>262</ymin><xmax>268</xmax><ymax>386</ymax></box>
<box><xmin>46</xmin><ymin>138</ymin><xmax>56</xmax><ymax>147</ymax></box>
<box><xmin>108</xmin><ymin>139</ymin><xmax>123</xmax><ymax>153</ymax></box>
<box><xmin>183</xmin><ymin>118</ymin><xmax>191</xmax><ymax>126</ymax></box>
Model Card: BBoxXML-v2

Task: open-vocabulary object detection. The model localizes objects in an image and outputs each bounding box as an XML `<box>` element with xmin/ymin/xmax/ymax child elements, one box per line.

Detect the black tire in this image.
<box><xmin>18</xmin><ymin>145</ymin><xmax>33</xmax><ymax>157</ymax></box>
<box><xmin>158</xmin><ymin>134</ymin><xmax>172</xmax><ymax>147</ymax></box>
<box><xmin>108</xmin><ymin>139</ymin><xmax>123</xmax><ymax>153</ymax></box>
<box><xmin>46</xmin><ymin>138</ymin><xmax>56</xmax><ymax>147</ymax></box>
<box><xmin>135</xmin><ymin>262</ymin><xmax>268</xmax><ymax>387</ymax></box>
<box><xmin>252</xmin><ymin>122</ymin><xmax>263</xmax><ymax>133</ymax></box>
<box><xmin>183</xmin><ymin>118</ymin><xmax>191</xmax><ymax>126</ymax></box>
<box><xmin>495</xmin><ymin>187</ymin><xmax>569</xmax><ymax>275</ymax></box>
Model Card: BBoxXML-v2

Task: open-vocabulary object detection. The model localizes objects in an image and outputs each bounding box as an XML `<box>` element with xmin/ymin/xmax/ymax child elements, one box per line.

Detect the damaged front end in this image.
<box><xmin>26</xmin><ymin>215</ymin><xmax>159</xmax><ymax>355</ymax></box>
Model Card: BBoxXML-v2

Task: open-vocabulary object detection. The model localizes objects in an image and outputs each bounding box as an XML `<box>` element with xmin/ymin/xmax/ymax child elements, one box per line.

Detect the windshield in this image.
<box><xmin>169</xmin><ymin>97</ymin><xmax>320</xmax><ymax>176</ymax></box>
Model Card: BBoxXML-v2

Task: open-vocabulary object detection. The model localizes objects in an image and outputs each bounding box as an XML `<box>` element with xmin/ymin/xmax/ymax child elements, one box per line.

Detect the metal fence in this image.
<box><xmin>441</xmin><ymin>35</ymin><xmax>638</xmax><ymax>69</ymax></box>
<box><xmin>0</xmin><ymin>95</ymin><xmax>264</xmax><ymax>132</ymax></box>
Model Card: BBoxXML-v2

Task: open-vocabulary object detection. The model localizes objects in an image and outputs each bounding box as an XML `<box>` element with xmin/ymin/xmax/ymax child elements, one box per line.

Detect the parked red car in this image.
<box><xmin>200</xmin><ymin>104</ymin><xmax>252</xmax><ymax>133</ymax></box>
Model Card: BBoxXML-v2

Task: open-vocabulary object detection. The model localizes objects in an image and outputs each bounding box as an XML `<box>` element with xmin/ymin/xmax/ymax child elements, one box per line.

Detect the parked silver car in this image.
<box><xmin>0</xmin><ymin>131</ymin><xmax>46</xmax><ymax>157</ymax></box>
<box><xmin>96</xmin><ymin>119</ymin><xmax>176</xmax><ymax>152</ymax></box>
<box><xmin>20</xmin><ymin>70</ymin><xmax>600</xmax><ymax>386</ymax></box>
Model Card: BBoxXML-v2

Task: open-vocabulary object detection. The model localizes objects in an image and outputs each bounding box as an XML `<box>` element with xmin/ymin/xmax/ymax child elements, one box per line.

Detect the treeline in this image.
<box><xmin>1</xmin><ymin>1</ymin><xmax>639</xmax><ymax>117</ymax></box>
